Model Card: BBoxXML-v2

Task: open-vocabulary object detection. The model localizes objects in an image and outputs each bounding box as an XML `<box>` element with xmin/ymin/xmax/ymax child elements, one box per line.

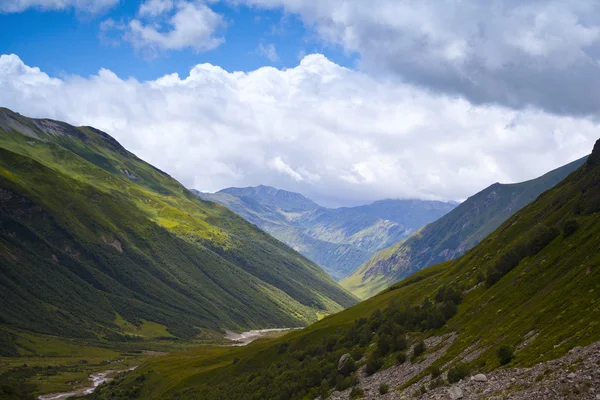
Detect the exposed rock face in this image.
<box><xmin>338</xmin><ymin>353</ymin><xmax>351</xmax><ymax>372</ymax></box>
<box><xmin>471</xmin><ymin>374</ymin><xmax>487</xmax><ymax>382</ymax></box>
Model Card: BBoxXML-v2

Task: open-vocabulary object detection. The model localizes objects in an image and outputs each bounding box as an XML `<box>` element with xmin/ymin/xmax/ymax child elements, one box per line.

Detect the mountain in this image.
<box><xmin>0</xmin><ymin>108</ymin><xmax>357</xmax><ymax>345</ymax></box>
<box><xmin>92</xmin><ymin>139</ymin><xmax>600</xmax><ymax>400</ymax></box>
<box><xmin>341</xmin><ymin>155</ymin><xmax>587</xmax><ymax>299</ymax></box>
<box><xmin>195</xmin><ymin>186</ymin><xmax>456</xmax><ymax>279</ymax></box>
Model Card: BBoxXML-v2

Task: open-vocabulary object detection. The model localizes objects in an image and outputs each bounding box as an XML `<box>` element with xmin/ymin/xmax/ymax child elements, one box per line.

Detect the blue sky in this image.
<box><xmin>1</xmin><ymin>1</ymin><xmax>598</xmax><ymax>206</ymax></box>
<box><xmin>0</xmin><ymin>2</ymin><xmax>353</xmax><ymax>81</ymax></box>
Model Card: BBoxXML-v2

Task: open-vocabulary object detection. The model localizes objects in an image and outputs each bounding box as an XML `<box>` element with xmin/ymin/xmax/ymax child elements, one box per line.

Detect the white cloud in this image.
<box><xmin>238</xmin><ymin>0</ymin><xmax>600</xmax><ymax>116</ymax></box>
<box><xmin>103</xmin><ymin>0</ymin><xmax>225</xmax><ymax>55</ymax></box>
<box><xmin>0</xmin><ymin>0</ymin><xmax>118</xmax><ymax>13</ymax></box>
<box><xmin>0</xmin><ymin>53</ymin><xmax>596</xmax><ymax>207</ymax></box>
<box><xmin>258</xmin><ymin>42</ymin><xmax>279</xmax><ymax>62</ymax></box>
<box><xmin>139</xmin><ymin>0</ymin><xmax>174</xmax><ymax>17</ymax></box>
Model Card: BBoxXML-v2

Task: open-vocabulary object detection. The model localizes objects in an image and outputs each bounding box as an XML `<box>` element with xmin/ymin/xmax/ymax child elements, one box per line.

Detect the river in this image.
<box><xmin>38</xmin><ymin>367</ymin><xmax>135</xmax><ymax>400</ymax></box>
<box><xmin>224</xmin><ymin>328</ymin><xmax>298</xmax><ymax>346</ymax></box>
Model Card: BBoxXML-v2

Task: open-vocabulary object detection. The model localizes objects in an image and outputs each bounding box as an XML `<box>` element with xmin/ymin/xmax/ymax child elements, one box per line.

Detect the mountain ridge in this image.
<box><xmin>195</xmin><ymin>186</ymin><xmax>456</xmax><ymax>279</ymax></box>
<box><xmin>91</xmin><ymin>139</ymin><xmax>600</xmax><ymax>400</ymax></box>
<box><xmin>341</xmin><ymin>154</ymin><xmax>588</xmax><ymax>298</ymax></box>
<box><xmin>0</xmin><ymin>108</ymin><xmax>357</xmax><ymax>343</ymax></box>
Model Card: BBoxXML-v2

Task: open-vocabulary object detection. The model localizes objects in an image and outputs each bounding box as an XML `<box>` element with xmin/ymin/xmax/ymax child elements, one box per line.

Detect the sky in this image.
<box><xmin>0</xmin><ymin>0</ymin><xmax>599</xmax><ymax>207</ymax></box>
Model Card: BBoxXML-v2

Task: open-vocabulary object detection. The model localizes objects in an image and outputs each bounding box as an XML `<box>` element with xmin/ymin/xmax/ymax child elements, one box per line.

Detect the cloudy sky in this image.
<box><xmin>1</xmin><ymin>0</ymin><xmax>598</xmax><ymax>207</ymax></box>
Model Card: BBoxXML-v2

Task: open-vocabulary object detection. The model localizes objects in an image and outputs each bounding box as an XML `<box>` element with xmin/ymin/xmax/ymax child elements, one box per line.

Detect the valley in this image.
<box><xmin>81</xmin><ymin>139</ymin><xmax>600</xmax><ymax>399</ymax></box>
<box><xmin>3</xmin><ymin>3</ymin><xmax>600</xmax><ymax>399</ymax></box>
<box><xmin>196</xmin><ymin>187</ymin><xmax>456</xmax><ymax>280</ymax></box>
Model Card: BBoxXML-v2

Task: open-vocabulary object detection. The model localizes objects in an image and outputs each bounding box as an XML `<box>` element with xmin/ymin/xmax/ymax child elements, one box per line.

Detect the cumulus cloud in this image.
<box><xmin>0</xmin><ymin>53</ymin><xmax>596</xmax><ymax>206</ymax></box>
<box><xmin>103</xmin><ymin>0</ymin><xmax>225</xmax><ymax>55</ymax></box>
<box><xmin>238</xmin><ymin>0</ymin><xmax>600</xmax><ymax>117</ymax></box>
<box><xmin>0</xmin><ymin>0</ymin><xmax>118</xmax><ymax>13</ymax></box>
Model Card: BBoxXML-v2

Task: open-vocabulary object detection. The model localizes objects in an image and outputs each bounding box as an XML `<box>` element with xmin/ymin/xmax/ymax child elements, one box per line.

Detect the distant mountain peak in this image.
<box><xmin>219</xmin><ymin>185</ymin><xmax>319</xmax><ymax>212</ymax></box>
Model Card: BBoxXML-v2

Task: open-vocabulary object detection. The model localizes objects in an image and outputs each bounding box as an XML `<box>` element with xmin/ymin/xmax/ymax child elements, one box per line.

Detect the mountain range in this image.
<box><xmin>0</xmin><ymin>108</ymin><xmax>357</xmax><ymax>346</ymax></box>
<box><xmin>195</xmin><ymin>186</ymin><xmax>456</xmax><ymax>279</ymax></box>
<box><xmin>341</xmin><ymin>155</ymin><xmax>588</xmax><ymax>298</ymax></box>
<box><xmin>92</xmin><ymin>139</ymin><xmax>600</xmax><ymax>400</ymax></box>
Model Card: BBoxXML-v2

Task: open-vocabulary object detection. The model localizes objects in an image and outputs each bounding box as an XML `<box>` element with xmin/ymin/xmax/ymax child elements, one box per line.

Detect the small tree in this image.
<box><xmin>396</xmin><ymin>351</ymin><xmax>407</xmax><ymax>364</ymax></box>
<box><xmin>447</xmin><ymin>363</ymin><xmax>470</xmax><ymax>383</ymax></box>
<box><xmin>497</xmin><ymin>345</ymin><xmax>515</xmax><ymax>365</ymax></box>
<box><xmin>413</xmin><ymin>340</ymin><xmax>426</xmax><ymax>357</ymax></box>
<box><xmin>365</xmin><ymin>354</ymin><xmax>383</xmax><ymax>376</ymax></box>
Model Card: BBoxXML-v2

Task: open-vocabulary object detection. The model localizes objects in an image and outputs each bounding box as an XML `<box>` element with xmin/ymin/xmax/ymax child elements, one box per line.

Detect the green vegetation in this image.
<box><xmin>197</xmin><ymin>187</ymin><xmax>455</xmax><ymax>279</ymax></box>
<box><xmin>447</xmin><ymin>362</ymin><xmax>470</xmax><ymax>383</ymax></box>
<box><xmin>497</xmin><ymin>345</ymin><xmax>515</xmax><ymax>365</ymax></box>
<box><xmin>89</xmin><ymin>140</ymin><xmax>600</xmax><ymax>400</ymax></box>
<box><xmin>341</xmin><ymin>155</ymin><xmax>587</xmax><ymax>298</ymax></box>
<box><xmin>0</xmin><ymin>108</ymin><xmax>358</xmax><ymax>396</ymax></box>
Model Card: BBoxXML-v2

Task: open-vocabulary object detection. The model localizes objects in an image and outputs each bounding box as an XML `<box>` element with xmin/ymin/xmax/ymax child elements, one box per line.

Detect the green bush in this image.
<box><xmin>430</xmin><ymin>366</ymin><xmax>441</xmax><ymax>378</ymax></box>
<box><xmin>562</xmin><ymin>219</ymin><xmax>579</xmax><ymax>237</ymax></box>
<box><xmin>447</xmin><ymin>363</ymin><xmax>470</xmax><ymax>383</ymax></box>
<box><xmin>339</xmin><ymin>357</ymin><xmax>357</xmax><ymax>377</ymax></box>
<box><xmin>413</xmin><ymin>341</ymin><xmax>426</xmax><ymax>357</ymax></box>
<box><xmin>396</xmin><ymin>351</ymin><xmax>407</xmax><ymax>364</ymax></box>
<box><xmin>349</xmin><ymin>386</ymin><xmax>364</xmax><ymax>399</ymax></box>
<box><xmin>497</xmin><ymin>345</ymin><xmax>514</xmax><ymax>365</ymax></box>
<box><xmin>365</xmin><ymin>354</ymin><xmax>383</xmax><ymax>376</ymax></box>
<box><xmin>379</xmin><ymin>383</ymin><xmax>389</xmax><ymax>395</ymax></box>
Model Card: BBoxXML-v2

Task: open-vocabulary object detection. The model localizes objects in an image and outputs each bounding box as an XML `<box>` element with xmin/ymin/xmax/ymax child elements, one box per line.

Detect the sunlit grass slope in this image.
<box><xmin>96</xmin><ymin>139</ymin><xmax>600</xmax><ymax>400</ymax></box>
<box><xmin>0</xmin><ymin>107</ymin><xmax>356</xmax><ymax>345</ymax></box>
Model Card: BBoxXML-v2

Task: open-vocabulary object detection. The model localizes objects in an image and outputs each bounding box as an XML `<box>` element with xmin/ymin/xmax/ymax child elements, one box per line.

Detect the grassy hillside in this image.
<box><xmin>197</xmin><ymin>187</ymin><xmax>455</xmax><ymax>279</ymax></box>
<box><xmin>92</xmin><ymin>139</ymin><xmax>600</xmax><ymax>400</ymax></box>
<box><xmin>0</xmin><ymin>108</ymin><xmax>357</xmax><ymax>346</ymax></box>
<box><xmin>342</xmin><ymin>156</ymin><xmax>587</xmax><ymax>298</ymax></box>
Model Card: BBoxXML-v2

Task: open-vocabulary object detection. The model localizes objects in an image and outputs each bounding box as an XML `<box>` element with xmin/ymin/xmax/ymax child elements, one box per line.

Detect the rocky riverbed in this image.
<box><xmin>224</xmin><ymin>328</ymin><xmax>298</xmax><ymax>346</ymax></box>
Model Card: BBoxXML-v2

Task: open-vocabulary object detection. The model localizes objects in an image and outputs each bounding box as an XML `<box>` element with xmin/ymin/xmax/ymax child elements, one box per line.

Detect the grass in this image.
<box><xmin>89</xmin><ymin>142</ymin><xmax>600</xmax><ymax>399</ymax></box>
<box><xmin>0</xmin><ymin>108</ymin><xmax>357</xmax><ymax>347</ymax></box>
<box><xmin>341</xmin><ymin>156</ymin><xmax>588</xmax><ymax>299</ymax></box>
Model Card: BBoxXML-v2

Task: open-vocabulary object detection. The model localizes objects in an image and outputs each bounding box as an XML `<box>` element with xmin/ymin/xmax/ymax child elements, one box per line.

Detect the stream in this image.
<box><xmin>38</xmin><ymin>367</ymin><xmax>135</xmax><ymax>400</ymax></box>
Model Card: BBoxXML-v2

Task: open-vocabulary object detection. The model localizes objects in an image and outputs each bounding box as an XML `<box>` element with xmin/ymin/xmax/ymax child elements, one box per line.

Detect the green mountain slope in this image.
<box><xmin>196</xmin><ymin>186</ymin><xmax>456</xmax><ymax>279</ymax></box>
<box><xmin>0</xmin><ymin>108</ymin><xmax>357</xmax><ymax>344</ymax></box>
<box><xmin>93</xmin><ymin>139</ymin><xmax>600</xmax><ymax>400</ymax></box>
<box><xmin>341</xmin><ymin>156</ymin><xmax>587</xmax><ymax>298</ymax></box>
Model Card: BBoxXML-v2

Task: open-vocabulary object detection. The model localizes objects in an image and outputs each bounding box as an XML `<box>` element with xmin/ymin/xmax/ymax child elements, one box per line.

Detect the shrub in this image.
<box><xmin>339</xmin><ymin>357</ymin><xmax>357</xmax><ymax>377</ymax></box>
<box><xmin>396</xmin><ymin>351</ymin><xmax>407</xmax><ymax>364</ymax></box>
<box><xmin>351</xmin><ymin>347</ymin><xmax>364</xmax><ymax>362</ymax></box>
<box><xmin>379</xmin><ymin>383</ymin><xmax>389</xmax><ymax>395</ymax></box>
<box><xmin>497</xmin><ymin>345</ymin><xmax>515</xmax><ymax>365</ymax></box>
<box><xmin>232</xmin><ymin>357</ymin><xmax>240</xmax><ymax>365</ymax></box>
<box><xmin>365</xmin><ymin>354</ymin><xmax>383</xmax><ymax>376</ymax></box>
<box><xmin>277</xmin><ymin>342</ymin><xmax>289</xmax><ymax>353</ymax></box>
<box><xmin>393</xmin><ymin>335</ymin><xmax>408</xmax><ymax>352</ymax></box>
<box><xmin>562</xmin><ymin>219</ymin><xmax>579</xmax><ymax>237</ymax></box>
<box><xmin>413</xmin><ymin>341</ymin><xmax>426</xmax><ymax>357</ymax></box>
<box><xmin>335</xmin><ymin>375</ymin><xmax>351</xmax><ymax>391</ymax></box>
<box><xmin>377</xmin><ymin>334</ymin><xmax>392</xmax><ymax>356</ymax></box>
<box><xmin>349</xmin><ymin>386</ymin><xmax>364</xmax><ymax>399</ymax></box>
<box><xmin>430</xmin><ymin>366</ymin><xmax>441</xmax><ymax>378</ymax></box>
<box><xmin>447</xmin><ymin>363</ymin><xmax>470</xmax><ymax>383</ymax></box>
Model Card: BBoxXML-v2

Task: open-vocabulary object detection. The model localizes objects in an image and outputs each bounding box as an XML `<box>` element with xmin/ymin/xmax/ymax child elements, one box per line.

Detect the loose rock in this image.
<box><xmin>447</xmin><ymin>386</ymin><xmax>463</xmax><ymax>399</ymax></box>
<box><xmin>472</xmin><ymin>374</ymin><xmax>487</xmax><ymax>382</ymax></box>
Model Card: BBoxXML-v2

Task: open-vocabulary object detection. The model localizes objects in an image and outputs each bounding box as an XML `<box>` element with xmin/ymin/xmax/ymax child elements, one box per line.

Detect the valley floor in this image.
<box><xmin>329</xmin><ymin>336</ymin><xmax>600</xmax><ymax>400</ymax></box>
